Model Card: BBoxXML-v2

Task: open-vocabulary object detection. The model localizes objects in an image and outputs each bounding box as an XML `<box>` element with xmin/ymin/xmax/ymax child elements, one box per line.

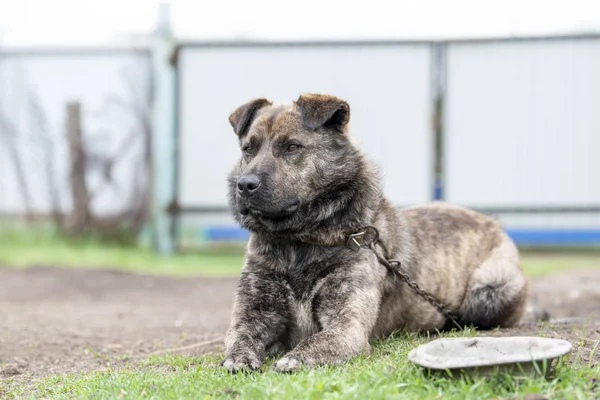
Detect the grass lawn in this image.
<box><xmin>4</xmin><ymin>330</ymin><xmax>599</xmax><ymax>399</ymax></box>
<box><xmin>1</xmin><ymin>228</ymin><xmax>600</xmax><ymax>399</ymax></box>
<box><xmin>0</xmin><ymin>228</ymin><xmax>245</xmax><ymax>277</ymax></box>
<box><xmin>2</xmin><ymin>227</ymin><xmax>600</xmax><ymax>278</ymax></box>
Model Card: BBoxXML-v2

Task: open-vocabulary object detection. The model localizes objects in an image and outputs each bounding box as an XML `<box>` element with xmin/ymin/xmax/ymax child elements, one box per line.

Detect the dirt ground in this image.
<box><xmin>1</xmin><ymin>266</ymin><xmax>599</xmax><ymax>380</ymax></box>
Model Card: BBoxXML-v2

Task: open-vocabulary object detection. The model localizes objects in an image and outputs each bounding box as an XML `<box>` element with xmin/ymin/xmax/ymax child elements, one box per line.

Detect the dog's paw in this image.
<box><xmin>273</xmin><ymin>356</ymin><xmax>302</xmax><ymax>373</ymax></box>
<box><xmin>221</xmin><ymin>352</ymin><xmax>261</xmax><ymax>373</ymax></box>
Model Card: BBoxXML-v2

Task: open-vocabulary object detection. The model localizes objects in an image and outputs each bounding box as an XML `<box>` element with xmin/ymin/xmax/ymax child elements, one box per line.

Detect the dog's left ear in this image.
<box><xmin>296</xmin><ymin>94</ymin><xmax>350</xmax><ymax>132</ymax></box>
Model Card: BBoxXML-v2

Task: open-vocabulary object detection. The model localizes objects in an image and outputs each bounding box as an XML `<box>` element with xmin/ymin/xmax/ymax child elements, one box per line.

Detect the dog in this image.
<box><xmin>221</xmin><ymin>94</ymin><xmax>529</xmax><ymax>372</ymax></box>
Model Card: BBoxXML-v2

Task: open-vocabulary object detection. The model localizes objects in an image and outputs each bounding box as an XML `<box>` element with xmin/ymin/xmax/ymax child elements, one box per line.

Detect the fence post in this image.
<box><xmin>150</xmin><ymin>3</ymin><xmax>176</xmax><ymax>254</ymax></box>
<box><xmin>66</xmin><ymin>102</ymin><xmax>90</xmax><ymax>233</ymax></box>
<box><xmin>431</xmin><ymin>42</ymin><xmax>447</xmax><ymax>201</ymax></box>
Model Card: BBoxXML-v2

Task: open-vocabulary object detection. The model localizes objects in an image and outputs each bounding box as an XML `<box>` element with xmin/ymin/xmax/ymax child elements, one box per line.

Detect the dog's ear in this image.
<box><xmin>228</xmin><ymin>98</ymin><xmax>272</xmax><ymax>137</ymax></box>
<box><xmin>296</xmin><ymin>94</ymin><xmax>350</xmax><ymax>132</ymax></box>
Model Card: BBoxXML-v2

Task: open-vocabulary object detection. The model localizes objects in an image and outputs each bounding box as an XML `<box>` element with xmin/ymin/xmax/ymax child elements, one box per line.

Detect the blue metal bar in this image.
<box><xmin>505</xmin><ymin>229</ymin><xmax>600</xmax><ymax>245</ymax></box>
<box><xmin>202</xmin><ymin>226</ymin><xmax>600</xmax><ymax>246</ymax></box>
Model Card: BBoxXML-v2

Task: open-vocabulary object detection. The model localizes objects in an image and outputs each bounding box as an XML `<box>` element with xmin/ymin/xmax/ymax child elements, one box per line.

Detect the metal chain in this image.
<box><xmin>384</xmin><ymin>258</ymin><xmax>459</xmax><ymax>325</ymax></box>
<box><xmin>347</xmin><ymin>226</ymin><xmax>460</xmax><ymax>328</ymax></box>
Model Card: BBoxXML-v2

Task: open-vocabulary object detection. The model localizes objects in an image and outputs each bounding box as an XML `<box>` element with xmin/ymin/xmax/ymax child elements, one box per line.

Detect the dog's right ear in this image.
<box><xmin>228</xmin><ymin>98</ymin><xmax>272</xmax><ymax>137</ymax></box>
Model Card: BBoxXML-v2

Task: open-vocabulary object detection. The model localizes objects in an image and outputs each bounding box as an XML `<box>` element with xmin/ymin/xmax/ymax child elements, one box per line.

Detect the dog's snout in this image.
<box><xmin>237</xmin><ymin>174</ymin><xmax>261</xmax><ymax>195</ymax></box>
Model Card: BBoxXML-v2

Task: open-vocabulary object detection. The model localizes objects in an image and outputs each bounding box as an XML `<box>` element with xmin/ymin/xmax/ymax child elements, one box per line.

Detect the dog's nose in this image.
<box><xmin>237</xmin><ymin>174</ymin><xmax>261</xmax><ymax>195</ymax></box>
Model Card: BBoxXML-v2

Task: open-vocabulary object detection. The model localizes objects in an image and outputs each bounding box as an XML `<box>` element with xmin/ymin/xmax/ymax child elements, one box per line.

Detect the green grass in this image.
<box><xmin>1</xmin><ymin>228</ymin><xmax>600</xmax><ymax>399</ymax></box>
<box><xmin>520</xmin><ymin>252</ymin><xmax>600</xmax><ymax>277</ymax></box>
<box><xmin>4</xmin><ymin>330</ymin><xmax>599</xmax><ymax>400</ymax></box>
<box><xmin>0</xmin><ymin>227</ymin><xmax>244</xmax><ymax>277</ymax></box>
<box><xmin>1</xmin><ymin>227</ymin><xmax>600</xmax><ymax>278</ymax></box>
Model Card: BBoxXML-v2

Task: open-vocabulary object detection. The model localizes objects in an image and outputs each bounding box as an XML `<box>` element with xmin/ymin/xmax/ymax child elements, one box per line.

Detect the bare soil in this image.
<box><xmin>1</xmin><ymin>266</ymin><xmax>599</xmax><ymax>380</ymax></box>
<box><xmin>0</xmin><ymin>266</ymin><xmax>234</xmax><ymax>378</ymax></box>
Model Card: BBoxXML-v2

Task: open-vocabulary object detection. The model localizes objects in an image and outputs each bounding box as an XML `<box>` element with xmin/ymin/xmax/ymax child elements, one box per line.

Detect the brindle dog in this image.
<box><xmin>221</xmin><ymin>94</ymin><xmax>528</xmax><ymax>372</ymax></box>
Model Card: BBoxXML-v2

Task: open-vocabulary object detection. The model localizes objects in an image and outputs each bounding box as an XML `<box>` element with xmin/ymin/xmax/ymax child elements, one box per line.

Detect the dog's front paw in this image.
<box><xmin>221</xmin><ymin>351</ymin><xmax>262</xmax><ymax>373</ymax></box>
<box><xmin>273</xmin><ymin>356</ymin><xmax>303</xmax><ymax>373</ymax></box>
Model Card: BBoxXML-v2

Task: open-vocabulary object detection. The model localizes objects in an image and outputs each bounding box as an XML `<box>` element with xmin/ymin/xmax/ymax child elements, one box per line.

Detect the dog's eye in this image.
<box><xmin>285</xmin><ymin>144</ymin><xmax>301</xmax><ymax>153</ymax></box>
<box><xmin>243</xmin><ymin>145</ymin><xmax>252</xmax><ymax>155</ymax></box>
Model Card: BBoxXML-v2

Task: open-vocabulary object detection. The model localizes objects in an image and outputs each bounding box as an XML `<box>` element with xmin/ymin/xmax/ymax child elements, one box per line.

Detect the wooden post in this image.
<box><xmin>66</xmin><ymin>102</ymin><xmax>89</xmax><ymax>233</ymax></box>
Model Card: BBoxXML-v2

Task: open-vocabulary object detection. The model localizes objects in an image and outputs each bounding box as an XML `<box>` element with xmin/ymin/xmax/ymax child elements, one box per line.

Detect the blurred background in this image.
<box><xmin>1</xmin><ymin>0</ymin><xmax>600</xmax><ymax>267</ymax></box>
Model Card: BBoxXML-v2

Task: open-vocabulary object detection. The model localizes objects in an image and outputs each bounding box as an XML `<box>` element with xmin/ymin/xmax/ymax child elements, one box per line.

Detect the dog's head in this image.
<box><xmin>227</xmin><ymin>94</ymin><xmax>363</xmax><ymax>234</ymax></box>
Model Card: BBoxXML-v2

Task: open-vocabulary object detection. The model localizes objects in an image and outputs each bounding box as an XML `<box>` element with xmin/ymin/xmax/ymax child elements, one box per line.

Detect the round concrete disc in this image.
<box><xmin>408</xmin><ymin>336</ymin><xmax>572</xmax><ymax>370</ymax></box>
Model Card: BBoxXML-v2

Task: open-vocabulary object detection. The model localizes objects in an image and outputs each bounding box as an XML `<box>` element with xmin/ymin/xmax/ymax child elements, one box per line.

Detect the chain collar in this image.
<box><xmin>344</xmin><ymin>226</ymin><xmax>379</xmax><ymax>252</ymax></box>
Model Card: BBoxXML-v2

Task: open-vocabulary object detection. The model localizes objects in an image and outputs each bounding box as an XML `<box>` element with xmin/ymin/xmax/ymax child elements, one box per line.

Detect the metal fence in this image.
<box><xmin>173</xmin><ymin>41</ymin><xmax>435</xmax><ymax>247</ymax></box>
<box><xmin>171</xmin><ymin>36</ymin><xmax>600</xmax><ymax>247</ymax></box>
<box><xmin>444</xmin><ymin>36</ymin><xmax>600</xmax><ymax>245</ymax></box>
<box><xmin>2</xmin><ymin>37</ymin><xmax>599</xmax><ymax>248</ymax></box>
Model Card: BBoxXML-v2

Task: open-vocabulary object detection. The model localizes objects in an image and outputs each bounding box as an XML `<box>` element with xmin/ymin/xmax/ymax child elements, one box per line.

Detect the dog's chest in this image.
<box><xmin>279</xmin><ymin>249</ymin><xmax>335</xmax><ymax>343</ymax></box>
<box><xmin>290</xmin><ymin>299</ymin><xmax>318</xmax><ymax>344</ymax></box>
